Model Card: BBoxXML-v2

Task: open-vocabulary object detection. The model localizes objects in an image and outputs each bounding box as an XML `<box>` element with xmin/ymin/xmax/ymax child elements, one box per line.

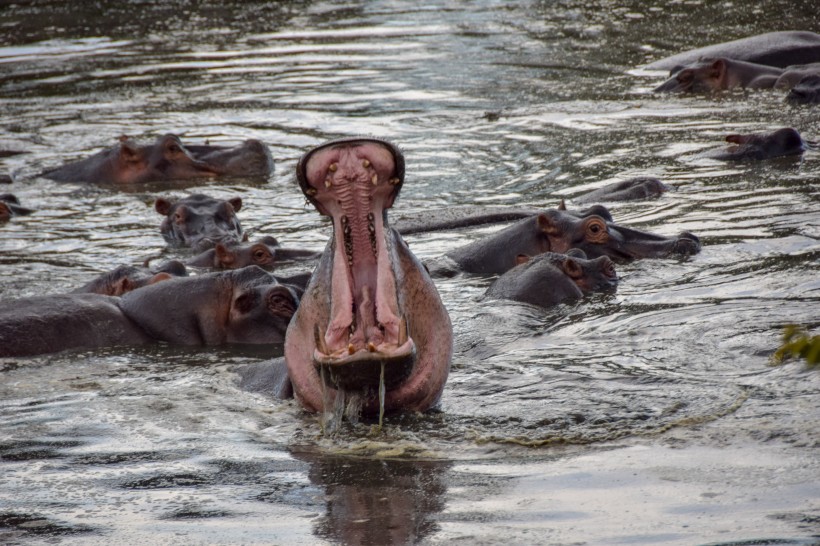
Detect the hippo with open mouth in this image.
<box><xmin>284</xmin><ymin>138</ymin><xmax>453</xmax><ymax>415</ymax></box>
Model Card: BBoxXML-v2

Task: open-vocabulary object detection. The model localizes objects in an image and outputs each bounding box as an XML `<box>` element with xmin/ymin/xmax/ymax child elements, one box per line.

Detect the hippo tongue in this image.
<box><xmin>298</xmin><ymin>139</ymin><xmax>415</xmax><ymax>390</ymax></box>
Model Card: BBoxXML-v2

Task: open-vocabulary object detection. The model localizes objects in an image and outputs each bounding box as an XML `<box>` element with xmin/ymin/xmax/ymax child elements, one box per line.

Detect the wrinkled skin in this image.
<box><xmin>42</xmin><ymin>134</ymin><xmax>223</xmax><ymax>184</ymax></box>
<box><xmin>574</xmin><ymin>177</ymin><xmax>670</xmax><ymax>204</ymax></box>
<box><xmin>0</xmin><ymin>193</ymin><xmax>34</xmax><ymax>223</ymax></box>
<box><xmin>185</xmin><ymin>139</ymin><xmax>275</xmax><ymax>178</ymax></box>
<box><xmin>186</xmin><ymin>235</ymin><xmax>320</xmax><ymax>270</ymax></box>
<box><xmin>428</xmin><ymin>205</ymin><xmax>700</xmax><ymax>277</ymax></box>
<box><xmin>119</xmin><ymin>266</ymin><xmax>299</xmax><ymax>345</ymax></box>
<box><xmin>155</xmin><ymin>193</ymin><xmax>245</xmax><ymax>251</ymax></box>
<box><xmin>703</xmin><ymin>128</ymin><xmax>815</xmax><ymax>161</ymax></box>
<box><xmin>73</xmin><ymin>260</ymin><xmax>187</xmax><ymax>296</ymax></box>
<box><xmin>644</xmin><ymin>31</ymin><xmax>820</xmax><ymax>72</ymax></box>
<box><xmin>286</xmin><ymin>138</ymin><xmax>453</xmax><ymax>415</ymax></box>
<box><xmin>787</xmin><ymin>74</ymin><xmax>820</xmax><ymax>105</ymax></box>
<box><xmin>485</xmin><ymin>250</ymin><xmax>617</xmax><ymax>309</ymax></box>
<box><xmin>0</xmin><ymin>294</ymin><xmax>151</xmax><ymax>357</ymax></box>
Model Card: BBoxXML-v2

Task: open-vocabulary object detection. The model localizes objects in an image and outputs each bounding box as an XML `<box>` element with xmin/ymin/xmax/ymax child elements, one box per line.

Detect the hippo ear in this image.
<box><xmin>215</xmin><ymin>244</ymin><xmax>236</xmax><ymax>268</ymax></box>
<box><xmin>155</xmin><ymin>197</ymin><xmax>173</xmax><ymax>216</ymax></box>
<box><xmin>710</xmin><ymin>58</ymin><xmax>727</xmax><ymax>79</ymax></box>
<box><xmin>228</xmin><ymin>197</ymin><xmax>242</xmax><ymax>213</ymax></box>
<box><xmin>515</xmin><ymin>254</ymin><xmax>531</xmax><ymax>266</ymax></box>
<box><xmin>563</xmin><ymin>258</ymin><xmax>584</xmax><ymax>279</ymax></box>
<box><xmin>259</xmin><ymin>235</ymin><xmax>279</xmax><ymax>247</ymax></box>
<box><xmin>536</xmin><ymin>213</ymin><xmax>560</xmax><ymax>236</ymax></box>
<box><xmin>112</xmin><ymin>277</ymin><xmax>135</xmax><ymax>296</ymax></box>
<box><xmin>119</xmin><ymin>140</ymin><xmax>141</xmax><ymax>163</ymax></box>
<box><xmin>266</xmin><ymin>286</ymin><xmax>298</xmax><ymax>318</ymax></box>
<box><xmin>147</xmin><ymin>272</ymin><xmax>173</xmax><ymax>285</ymax></box>
<box><xmin>558</xmin><ymin>199</ymin><xmax>567</xmax><ymax>211</ymax></box>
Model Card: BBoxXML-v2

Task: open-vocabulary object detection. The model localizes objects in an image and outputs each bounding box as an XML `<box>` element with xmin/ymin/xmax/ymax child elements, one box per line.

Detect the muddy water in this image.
<box><xmin>1</xmin><ymin>1</ymin><xmax>819</xmax><ymax>544</ymax></box>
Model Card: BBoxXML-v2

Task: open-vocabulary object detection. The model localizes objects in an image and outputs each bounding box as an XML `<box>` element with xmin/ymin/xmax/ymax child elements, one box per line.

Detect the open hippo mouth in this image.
<box><xmin>296</xmin><ymin>138</ymin><xmax>416</xmax><ymax>391</ymax></box>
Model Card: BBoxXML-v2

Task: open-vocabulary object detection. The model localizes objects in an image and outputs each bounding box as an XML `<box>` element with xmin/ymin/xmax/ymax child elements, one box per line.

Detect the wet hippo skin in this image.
<box><xmin>703</xmin><ymin>128</ymin><xmax>816</xmax><ymax>161</ymax></box>
<box><xmin>787</xmin><ymin>74</ymin><xmax>820</xmax><ymax>104</ymax></box>
<box><xmin>0</xmin><ymin>294</ymin><xmax>152</xmax><ymax>357</ymax></box>
<box><xmin>484</xmin><ymin>250</ymin><xmax>618</xmax><ymax>309</ymax></box>
<box><xmin>644</xmin><ymin>31</ymin><xmax>820</xmax><ymax>72</ymax></box>
<box><xmin>72</xmin><ymin>261</ymin><xmax>188</xmax><ymax>296</ymax></box>
<box><xmin>655</xmin><ymin>58</ymin><xmax>820</xmax><ymax>93</ymax></box>
<box><xmin>427</xmin><ymin>205</ymin><xmax>700</xmax><ymax>277</ymax></box>
<box><xmin>41</xmin><ymin>134</ymin><xmax>274</xmax><ymax>184</ymax></box>
<box><xmin>285</xmin><ymin>137</ymin><xmax>453</xmax><ymax>415</ymax></box>
<box><xmin>186</xmin><ymin>236</ymin><xmax>321</xmax><ymax>270</ymax></box>
<box><xmin>119</xmin><ymin>266</ymin><xmax>300</xmax><ymax>346</ymax></box>
<box><xmin>155</xmin><ymin>193</ymin><xmax>245</xmax><ymax>251</ymax></box>
<box><xmin>574</xmin><ymin>177</ymin><xmax>670</xmax><ymax>204</ymax></box>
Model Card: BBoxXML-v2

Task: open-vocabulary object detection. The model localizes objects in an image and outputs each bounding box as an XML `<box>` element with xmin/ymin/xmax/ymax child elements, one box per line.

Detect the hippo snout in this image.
<box><xmin>673</xmin><ymin>231</ymin><xmax>701</xmax><ymax>255</ymax></box>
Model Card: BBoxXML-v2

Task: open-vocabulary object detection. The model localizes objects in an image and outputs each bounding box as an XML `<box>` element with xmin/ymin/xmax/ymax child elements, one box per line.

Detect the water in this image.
<box><xmin>1</xmin><ymin>1</ymin><xmax>819</xmax><ymax>544</ymax></box>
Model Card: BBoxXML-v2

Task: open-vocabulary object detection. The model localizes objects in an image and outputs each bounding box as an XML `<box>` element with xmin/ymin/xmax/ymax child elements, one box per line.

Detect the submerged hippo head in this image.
<box><xmin>188</xmin><ymin>139</ymin><xmax>275</xmax><ymax>178</ymax></box>
<box><xmin>655</xmin><ymin>58</ymin><xmax>730</xmax><ymax>93</ymax></box>
<box><xmin>73</xmin><ymin>261</ymin><xmax>188</xmax><ymax>296</ymax></box>
<box><xmin>542</xmin><ymin>205</ymin><xmax>701</xmax><ymax>262</ymax></box>
<box><xmin>119</xmin><ymin>265</ymin><xmax>299</xmax><ymax>345</ymax></box>
<box><xmin>155</xmin><ymin>193</ymin><xmax>245</xmax><ymax>251</ymax></box>
<box><xmin>0</xmin><ymin>193</ymin><xmax>34</xmax><ymax>223</ymax></box>
<box><xmin>285</xmin><ymin>137</ymin><xmax>452</xmax><ymax>415</ymax></box>
<box><xmin>705</xmin><ymin>128</ymin><xmax>813</xmax><ymax>161</ymax></box>
<box><xmin>42</xmin><ymin>134</ymin><xmax>222</xmax><ymax>185</ymax></box>
<box><xmin>787</xmin><ymin>75</ymin><xmax>820</xmax><ymax>105</ymax></box>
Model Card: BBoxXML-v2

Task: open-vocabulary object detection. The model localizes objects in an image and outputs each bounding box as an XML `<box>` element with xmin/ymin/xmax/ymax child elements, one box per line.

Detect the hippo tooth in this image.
<box><xmin>314</xmin><ymin>324</ymin><xmax>329</xmax><ymax>355</ymax></box>
<box><xmin>371</xmin><ymin>174</ymin><xmax>378</xmax><ymax>185</ymax></box>
<box><xmin>348</xmin><ymin>343</ymin><xmax>356</xmax><ymax>355</ymax></box>
<box><xmin>389</xmin><ymin>177</ymin><xmax>400</xmax><ymax>185</ymax></box>
<box><xmin>367</xmin><ymin>342</ymin><xmax>377</xmax><ymax>352</ymax></box>
<box><xmin>329</xmin><ymin>163</ymin><xmax>338</xmax><ymax>172</ymax></box>
<box><xmin>306</xmin><ymin>187</ymin><xmax>318</xmax><ymax>196</ymax></box>
<box><xmin>398</xmin><ymin>314</ymin><xmax>408</xmax><ymax>346</ymax></box>
<box><xmin>362</xmin><ymin>159</ymin><xmax>370</xmax><ymax>168</ymax></box>
<box><xmin>325</xmin><ymin>178</ymin><xmax>332</xmax><ymax>189</ymax></box>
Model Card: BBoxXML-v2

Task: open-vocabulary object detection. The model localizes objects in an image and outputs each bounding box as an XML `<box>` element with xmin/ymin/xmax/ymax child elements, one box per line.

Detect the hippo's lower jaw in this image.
<box><xmin>313</xmin><ymin>336</ymin><xmax>417</xmax><ymax>391</ymax></box>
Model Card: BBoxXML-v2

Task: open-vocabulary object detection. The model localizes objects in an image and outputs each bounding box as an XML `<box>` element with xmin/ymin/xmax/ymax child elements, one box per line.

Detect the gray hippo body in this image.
<box><xmin>645</xmin><ymin>31</ymin><xmax>820</xmax><ymax>72</ymax></box>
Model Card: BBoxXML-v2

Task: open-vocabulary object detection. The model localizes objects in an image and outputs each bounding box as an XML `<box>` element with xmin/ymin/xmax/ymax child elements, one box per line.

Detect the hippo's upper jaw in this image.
<box><xmin>288</xmin><ymin>138</ymin><xmax>451</xmax><ymax>415</ymax></box>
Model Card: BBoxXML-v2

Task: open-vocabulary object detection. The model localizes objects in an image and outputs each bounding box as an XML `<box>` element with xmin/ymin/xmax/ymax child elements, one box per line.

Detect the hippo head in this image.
<box><xmin>155</xmin><ymin>193</ymin><xmax>245</xmax><ymax>251</ymax></box>
<box><xmin>144</xmin><ymin>134</ymin><xmax>222</xmax><ymax>181</ymax></box>
<box><xmin>654</xmin><ymin>58</ymin><xmax>728</xmax><ymax>93</ymax></box>
<box><xmin>559</xmin><ymin>249</ymin><xmax>619</xmax><ymax>294</ymax></box>
<box><xmin>719</xmin><ymin>128</ymin><xmax>808</xmax><ymax>160</ymax></box>
<box><xmin>541</xmin><ymin>205</ymin><xmax>700</xmax><ymax>261</ymax></box>
<box><xmin>286</xmin><ymin>137</ymin><xmax>452</xmax><ymax>415</ymax></box>
<box><xmin>192</xmin><ymin>139</ymin><xmax>275</xmax><ymax>178</ymax></box>
<box><xmin>787</xmin><ymin>75</ymin><xmax>820</xmax><ymax>105</ymax></box>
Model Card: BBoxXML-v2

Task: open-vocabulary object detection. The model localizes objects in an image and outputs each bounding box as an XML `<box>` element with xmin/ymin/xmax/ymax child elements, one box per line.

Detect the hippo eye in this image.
<box><xmin>253</xmin><ymin>249</ymin><xmax>268</xmax><ymax>261</ymax></box>
<box><xmin>585</xmin><ymin>218</ymin><xmax>609</xmax><ymax>243</ymax></box>
<box><xmin>168</xmin><ymin>144</ymin><xmax>182</xmax><ymax>154</ymax></box>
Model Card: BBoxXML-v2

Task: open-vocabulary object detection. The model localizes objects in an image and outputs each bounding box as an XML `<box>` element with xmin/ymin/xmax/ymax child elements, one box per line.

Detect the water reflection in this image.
<box><xmin>293</xmin><ymin>450</ymin><xmax>450</xmax><ymax>545</ymax></box>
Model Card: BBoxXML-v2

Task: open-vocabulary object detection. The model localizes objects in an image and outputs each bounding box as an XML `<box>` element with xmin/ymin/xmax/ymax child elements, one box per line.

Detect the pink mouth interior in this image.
<box><xmin>303</xmin><ymin>141</ymin><xmax>414</xmax><ymax>368</ymax></box>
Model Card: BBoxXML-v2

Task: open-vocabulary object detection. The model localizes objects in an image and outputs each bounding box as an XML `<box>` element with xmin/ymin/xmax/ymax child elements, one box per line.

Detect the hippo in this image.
<box><xmin>427</xmin><ymin>205</ymin><xmax>700</xmax><ymax>277</ymax></box>
<box><xmin>185</xmin><ymin>139</ymin><xmax>275</xmax><ymax>178</ymax></box>
<box><xmin>186</xmin><ymin>236</ymin><xmax>321</xmax><ymax>270</ymax></box>
<box><xmin>284</xmin><ymin>137</ymin><xmax>453</xmax><ymax>415</ymax></box>
<box><xmin>0</xmin><ymin>174</ymin><xmax>12</xmax><ymax>184</ymax></box>
<box><xmin>654</xmin><ymin>58</ymin><xmax>820</xmax><ymax>93</ymax></box>
<box><xmin>644</xmin><ymin>31</ymin><xmax>820</xmax><ymax>72</ymax></box>
<box><xmin>41</xmin><ymin>134</ymin><xmax>275</xmax><ymax>184</ymax></box>
<box><xmin>0</xmin><ymin>193</ymin><xmax>34</xmax><ymax>223</ymax></box>
<box><xmin>484</xmin><ymin>250</ymin><xmax>617</xmax><ymax>309</ymax></box>
<box><xmin>0</xmin><ymin>294</ymin><xmax>151</xmax><ymax>357</ymax></box>
<box><xmin>119</xmin><ymin>265</ymin><xmax>299</xmax><ymax>346</ymax></box>
<box><xmin>703</xmin><ymin>128</ymin><xmax>816</xmax><ymax>161</ymax></box>
<box><xmin>155</xmin><ymin>193</ymin><xmax>245</xmax><ymax>251</ymax></box>
<box><xmin>574</xmin><ymin>177</ymin><xmax>670</xmax><ymax>204</ymax></box>
<box><xmin>72</xmin><ymin>260</ymin><xmax>187</xmax><ymax>296</ymax></box>
<box><xmin>787</xmin><ymin>74</ymin><xmax>820</xmax><ymax>105</ymax></box>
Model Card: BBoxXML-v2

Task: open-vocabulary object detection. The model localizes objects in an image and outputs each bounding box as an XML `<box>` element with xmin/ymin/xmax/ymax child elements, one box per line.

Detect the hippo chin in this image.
<box><xmin>285</xmin><ymin>138</ymin><xmax>453</xmax><ymax>415</ymax></box>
